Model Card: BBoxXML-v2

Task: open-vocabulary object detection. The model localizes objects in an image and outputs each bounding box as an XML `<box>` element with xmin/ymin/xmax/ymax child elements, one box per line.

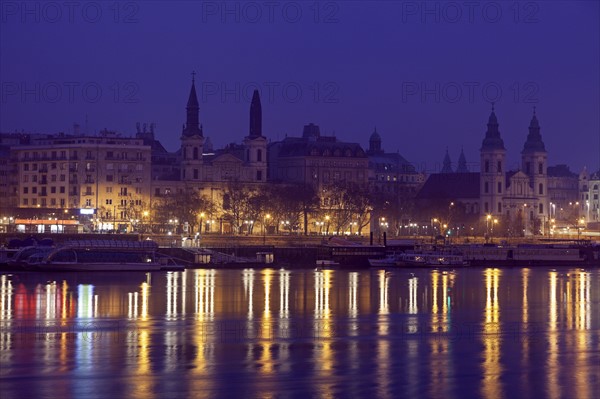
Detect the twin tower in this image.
<box><xmin>180</xmin><ymin>75</ymin><xmax>267</xmax><ymax>182</ymax></box>
<box><xmin>480</xmin><ymin>105</ymin><xmax>548</xmax><ymax>223</ymax></box>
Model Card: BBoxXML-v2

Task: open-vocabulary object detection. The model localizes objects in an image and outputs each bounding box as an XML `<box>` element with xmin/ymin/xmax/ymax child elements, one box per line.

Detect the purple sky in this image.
<box><xmin>1</xmin><ymin>1</ymin><xmax>599</xmax><ymax>173</ymax></box>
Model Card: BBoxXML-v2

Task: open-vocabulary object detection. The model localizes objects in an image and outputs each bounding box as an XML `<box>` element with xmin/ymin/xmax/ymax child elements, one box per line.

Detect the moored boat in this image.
<box><xmin>396</xmin><ymin>252</ymin><xmax>470</xmax><ymax>267</ymax></box>
<box><xmin>33</xmin><ymin>240</ymin><xmax>183</xmax><ymax>271</ymax></box>
<box><xmin>461</xmin><ymin>242</ymin><xmax>598</xmax><ymax>266</ymax></box>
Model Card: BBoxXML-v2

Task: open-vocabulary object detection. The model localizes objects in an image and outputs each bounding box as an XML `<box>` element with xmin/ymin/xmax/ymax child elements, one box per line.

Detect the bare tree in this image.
<box><xmin>155</xmin><ymin>187</ymin><xmax>214</xmax><ymax>234</ymax></box>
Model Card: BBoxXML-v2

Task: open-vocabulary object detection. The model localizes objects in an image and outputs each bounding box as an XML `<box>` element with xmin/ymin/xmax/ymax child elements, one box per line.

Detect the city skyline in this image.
<box><xmin>1</xmin><ymin>1</ymin><xmax>599</xmax><ymax>172</ymax></box>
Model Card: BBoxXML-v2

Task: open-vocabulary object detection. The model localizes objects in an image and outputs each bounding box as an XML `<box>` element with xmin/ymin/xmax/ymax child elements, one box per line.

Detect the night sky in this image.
<box><xmin>1</xmin><ymin>1</ymin><xmax>599</xmax><ymax>173</ymax></box>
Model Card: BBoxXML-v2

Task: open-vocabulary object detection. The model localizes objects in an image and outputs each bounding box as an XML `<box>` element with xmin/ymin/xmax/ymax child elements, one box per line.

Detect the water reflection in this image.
<box><xmin>195</xmin><ymin>269</ymin><xmax>215</xmax><ymax>320</ymax></box>
<box><xmin>0</xmin><ymin>268</ymin><xmax>597</xmax><ymax>398</ymax></box>
<box><xmin>481</xmin><ymin>268</ymin><xmax>502</xmax><ymax>399</ymax></box>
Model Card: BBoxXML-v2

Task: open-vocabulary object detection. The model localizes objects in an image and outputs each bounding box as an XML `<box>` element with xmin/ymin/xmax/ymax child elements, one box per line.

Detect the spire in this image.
<box><xmin>522</xmin><ymin>107</ymin><xmax>546</xmax><ymax>153</ymax></box>
<box><xmin>457</xmin><ymin>147</ymin><xmax>468</xmax><ymax>173</ymax></box>
<box><xmin>183</xmin><ymin>73</ymin><xmax>202</xmax><ymax>137</ymax></box>
<box><xmin>441</xmin><ymin>147</ymin><xmax>453</xmax><ymax>173</ymax></box>
<box><xmin>480</xmin><ymin>104</ymin><xmax>505</xmax><ymax>151</ymax></box>
<box><xmin>249</xmin><ymin>89</ymin><xmax>262</xmax><ymax>138</ymax></box>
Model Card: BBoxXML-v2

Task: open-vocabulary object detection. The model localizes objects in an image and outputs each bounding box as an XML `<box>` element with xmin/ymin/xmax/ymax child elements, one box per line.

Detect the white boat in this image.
<box><xmin>6</xmin><ymin>245</ymin><xmax>54</xmax><ymax>268</ymax></box>
<box><xmin>34</xmin><ymin>240</ymin><xmax>183</xmax><ymax>271</ymax></box>
<box><xmin>461</xmin><ymin>243</ymin><xmax>594</xmax><ymax>265</ymax></box>
<box><xmin>397</xmin><ymin>252</ymin><xmax>470</xmax><ymax>267</ymax></box>
<box><xmin>316</xmin><ymin>259</ymin><xmax>340</xmax><ymax>268</ymax></box>
<box><xmin>368</xmin><ymin>254</ymin><xmax>401</xmax><ymax>267</ymax></box>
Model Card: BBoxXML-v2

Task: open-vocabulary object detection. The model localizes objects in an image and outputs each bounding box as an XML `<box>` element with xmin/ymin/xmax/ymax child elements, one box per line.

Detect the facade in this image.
<box><xmin>366</xmin><ymin>128</ymin><xmax>425</xmax><ymax>232</ymax></box>
<box><xmin>9</xmin><ymin>131</ymin><xmax>152</xmax><ymax>232</ymax></box>
<box><xmin>178</xmin><ymin>78</ymin><xmax>267</xmax><ymax>185</ymax></box>
<box><xmin>579</xmin><ymin>168</ymin><xmax>600</xmax><ymax>225</ymax></box>
<box><xmin>418</xmin><ymin>107</ymin><xmax>553</xmax><ymax>236</ymax></box>
<box><xmin>268</xmin><ymin>123</ymin><xmax>369</xmax><ymax>189</ymax></box>
<box><xmin>479</xmin><ymin>107</ymin><xmax>549</xmax><ymax>235</ymax></box>
<box><xmin>547</xmin><ymin>164</ymin><xmax>579</xmax><ymax>224</ymax></box>
<box><xmin>366</xmin><ymin>128</ymin><xmax>425</xmax><ymax>197</ymax></box>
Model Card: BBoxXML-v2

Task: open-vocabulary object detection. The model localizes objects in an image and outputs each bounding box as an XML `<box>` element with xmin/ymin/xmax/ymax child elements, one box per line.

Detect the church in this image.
<box><xmin>417</xmin><ymin>106</ymin><xmax>550</xmax><ymax>236</ymax></box>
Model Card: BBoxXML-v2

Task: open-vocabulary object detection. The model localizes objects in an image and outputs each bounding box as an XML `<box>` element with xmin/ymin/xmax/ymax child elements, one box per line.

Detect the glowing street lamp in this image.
<box><xmin>577</xmin><ymin>218</ymin><xmax>585</xmax><ymax>240</ymax></box>
<box><xmin>263</xmin><ymin>213</ymin><xmax>271</xmax><ymax>244</ymax></box>
<box><xmin>199</xmin><ymin>212</ymin><xmax>205</xmax><ymax>233</ymax></box>
<box><xmin>491</xmin><ymin>218</ymin><xmax>498</xmax><ymax>241</ymax></box>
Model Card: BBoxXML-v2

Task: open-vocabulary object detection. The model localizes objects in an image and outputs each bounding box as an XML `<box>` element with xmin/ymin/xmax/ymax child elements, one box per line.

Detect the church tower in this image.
<box><xmin>181</xmin><ymin>73</ymin><xmax>205</xmax><ymax>181</ymax></box>
<box><xmin>457</xmin><ymin>147</ymin><xmax>469</xmax><ymax>173</ymax></box>
<box><xmin>521</xmin><ymin>107</ymin><xmax>548</xmax><ymax>231</ymax></box>
<box><xmin>243</xmin><ymin>90</ymin><xmax>267</xmax><ymax>182</ymax></box>
<box><xmin>480</xmin><ymin>104</ymin><xmax>506</xmax><ymax>217</ymax></box>
<box><xmin>441</xmin><ymin>148</ymin><xmax>453</xmax><ymax>173</ymax></box>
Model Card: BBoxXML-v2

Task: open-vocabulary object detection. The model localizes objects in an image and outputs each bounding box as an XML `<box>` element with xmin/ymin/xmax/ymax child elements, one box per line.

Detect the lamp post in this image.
<box><xmin>491</xmin><ymin>218</ymin><xmax>498</xmax><ymax>242</ymax></box>
<box><xmin>577</xmin><ymin>218</ymin><xmax>585</xmax><ymax>240</ymax></box>
<box><xmin>431</xmin><ymin>218</ymin><xmax>438</xmax><ymax>242</ymax></box>
<box><xmin>142</xmin><ymin>210</ymin><xmax>149</xmax><ymax>233</ymax></box>
<box><xmin>485</xmin><ymin>214</ymin><xmax>491</xmax><ymax>241</ymax></box>
<box><xmin>199</xmin><ymin>212</ymin><xmax>205</xmax><ymax>234</ymax></box>
<box><xmin>263</xmin><ymin>214</ymin><xmax>270</xmax><ymax>244</ymax></box>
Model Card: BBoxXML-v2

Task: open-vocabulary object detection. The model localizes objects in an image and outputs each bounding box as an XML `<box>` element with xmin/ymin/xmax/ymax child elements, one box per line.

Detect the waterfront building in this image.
<box><xmin>8</xmin><ymin>131</ymin><xmax>152</xmax><ymax>232</ymax></box>
<box><xmin>267</xmin><ymin>123</ymin><xmax>370</xmax><ymax>234</ymax></box>
<box><xmin>268</xmin><ymin>123</ymin><xmax>368</xmax><ymax>188</ymax></box>
<box><xmin>547</xmin><ymin>164</ymin><xmax>579</xmax><ymax>225</ymax></box>
<box><xmin>579</xmin><ymin>167</ymin><xmax>600</xmax><ymax>227</ymax></box>
<box><xmin>366</xmin><ymin>128</ymin><xmax>425</xmax><ymax>233</ymax></box>
<box><xmin>418</xmin><ymin>107</ymin><xmax>552</xmax><ymax>236</ymax></box>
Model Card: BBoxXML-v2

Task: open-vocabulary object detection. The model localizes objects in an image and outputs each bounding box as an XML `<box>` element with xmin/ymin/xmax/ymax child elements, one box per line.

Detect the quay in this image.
<box><xmin>1</xmin><ymin>232</ymin><xmax>598</xmax><ymax>270</ymax></box>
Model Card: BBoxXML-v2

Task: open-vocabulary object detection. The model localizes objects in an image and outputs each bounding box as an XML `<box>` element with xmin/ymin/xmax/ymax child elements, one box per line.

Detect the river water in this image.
<box><xmin>0</xmin><ymin>267</ymin><xmax>598</xmax><ymax>398</ymax></box>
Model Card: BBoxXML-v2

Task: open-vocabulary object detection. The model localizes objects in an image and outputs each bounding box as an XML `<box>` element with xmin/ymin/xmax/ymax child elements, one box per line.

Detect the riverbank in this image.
<box><xmin>1</xmin><ymin>232</ymin><xmax>598</xmax><ymax>270</ymax></box>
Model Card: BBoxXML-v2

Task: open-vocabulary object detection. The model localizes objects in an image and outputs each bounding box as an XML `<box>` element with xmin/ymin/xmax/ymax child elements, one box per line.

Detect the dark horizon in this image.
<box><xmin>1</xmin><ymin>1</ymin><xmax>599</xmax><ymax>173</ymax></box>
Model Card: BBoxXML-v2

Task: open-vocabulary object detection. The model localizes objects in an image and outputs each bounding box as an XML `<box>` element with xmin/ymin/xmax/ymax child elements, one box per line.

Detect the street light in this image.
<box><xmin>486</xmin><ymin>214</ymin><xmax>492</xmax><ymax>240</ymax></box>
<box><xmin>142</xmin><ymin>210</ymin><xmax>149</xmax><ymax>233</ymax></box>
<box><xmin>577</xmin><ymin>218</ymin><xmax>585</xmax><ymax>240</ymax></box>
<box><xmin>199</xmin><ymin>212</ymin><xmax>205</xmax><ymax>234</ymax></box>
<box><xmin>431</xmin><ymin>218</ymin><xmax>439</xmax><ymax>241</ymax></box>
<box><xmin>263</xmin><ymin>214</ymin><xmax>270</xmax><ymax>244</ymax></box>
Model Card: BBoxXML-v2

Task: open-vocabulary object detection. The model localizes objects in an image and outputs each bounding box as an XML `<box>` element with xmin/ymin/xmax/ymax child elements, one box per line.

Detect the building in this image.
<box><xmin>268</xmin><ymin>123</ymin><xmax>368</xmax><ymax>188</ymax></box>
<box><xmin>579</xmin><ymin>168</ymin><xmax>600</xmax><ymax>226</ymax></box>
<box><xmin>9</xmin><ymin>130</ymin><xmax>152</xmax><ymax>232</ymax></box>
<box><xmin>417</xmin><ymin>106</ymin><xmax>552</xmax><ymax>236</ymax></box>
<box><xmin>547</xmin><ymin>164</ymin><xmax>579</xmax><ymax>224</ymax></box>
<box><xmin>366</xmin><ymin>128</ymin><xmax>425</xmax><ymax>233</ymax></box>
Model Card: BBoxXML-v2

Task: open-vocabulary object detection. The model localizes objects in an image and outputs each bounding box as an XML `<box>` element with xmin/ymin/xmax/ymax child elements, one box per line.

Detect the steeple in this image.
<box><xmin>249</xmin><ymin>89</ymin><xmax>262</xmax><ymax>138</ymax></box>
<box><xmin>441</xmin><ymin>147</ymin><xmax>453</xmax><ymax>173</ymax></box>
<box><xmin>522</xmin><ymin>106</ymin><xmax>546</xmax><ymax>153</ymax></box>
<box><xmin>457</xmin><ymin>147</ymin><xmax>468</xmax><ymax>173</ymax></box>
<box><xmin>480</xmin><ymin>103</ymin><xmax>505</xmax><ymax>151</ymax></box>
<box><xmin>183</xmin><ymin>72</ymin><xmax>202</xmax><ymax>137</ymax></box>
